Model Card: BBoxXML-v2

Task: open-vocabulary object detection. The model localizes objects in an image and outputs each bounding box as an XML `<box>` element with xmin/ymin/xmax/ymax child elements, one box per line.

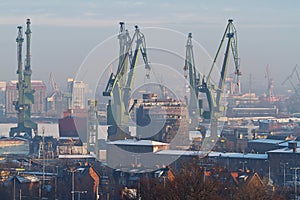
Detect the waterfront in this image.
<box><xmin>0</xmin><ymin>123</ymin><xmax>109</xmax><ymax>140</ymax></box>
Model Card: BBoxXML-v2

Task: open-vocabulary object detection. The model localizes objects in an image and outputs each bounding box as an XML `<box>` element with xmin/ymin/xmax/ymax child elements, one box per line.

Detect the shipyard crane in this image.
<box><xmin>282</xmin><ymin>64</ymin><xmax>300</xmax><ymax>94</ymax></box>
<box><xmin>46</xmin><ymin>72</ymin><xmax>61</xmax><ymax>112</ymax></box>
<box><xmin>10</xmin><ymin>19</ymin><xmax>37</xmax><ymax>138</ymax></box>
<box><xmin>265</xmin><ymin>65</ymin><xmax>274</xmax><ymax>102</ymax></box>
<box><xmin>200</xmin><ymin>19</ymin><xmax>241</xmax><ymax>140</ymax></box>
<box><xmin>183</xmin><ymin>33</ymin><xmax>201</xmax><ymax>130</ymax></box>
<box><xmin>103</xmin><ymin>22</ymin><xmax>150</xmax><ymax>140</ymax></box>
<box><xmin>49</xmin><ymin>72</ymin><xmax>59</xmax><ymax>93</ymax></box>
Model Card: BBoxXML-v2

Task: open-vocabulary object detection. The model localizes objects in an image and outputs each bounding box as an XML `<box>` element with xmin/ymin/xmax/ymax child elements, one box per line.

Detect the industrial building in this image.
<box><xmin>136</xmin><ymin>93</ymin><xmax>189</xmax><ymax>144</ymax></box>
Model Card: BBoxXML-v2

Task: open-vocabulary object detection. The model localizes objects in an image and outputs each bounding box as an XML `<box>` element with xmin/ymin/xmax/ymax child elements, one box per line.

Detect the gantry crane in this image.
<box><xmin>200</xmin><ymin>19</ymin><xmax>241</xmax><ymax>142</ymax></box>
<box><xmin>103</xmin><ymin>22</ymin><xmax>150</xmax><ymax>141</ymax></box>
<box><xmin>10</xmin><ymin>19</ymin><xmax>37</xmax><ymax>138</ymax></box>
<box><xmin>183</xmin><ymin>33</ymin><xmax>201</xmax><ymax>130</ymax></box>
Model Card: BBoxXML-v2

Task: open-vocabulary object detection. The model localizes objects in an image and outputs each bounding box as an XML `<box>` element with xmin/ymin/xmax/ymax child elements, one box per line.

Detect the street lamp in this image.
<box><xmin>280</xmin><ymin>162</ymin><xmax>288</xmax><ymax>187</ymax></box>
<box><xmin>240</xmin><ymin>161</ymin><xmax>247</xmax><ymax>172</ymax></box>
<box><xmin>265</xmin><ymin>160</ymin><xmax>271</xmax><ymax>185</ymax></box>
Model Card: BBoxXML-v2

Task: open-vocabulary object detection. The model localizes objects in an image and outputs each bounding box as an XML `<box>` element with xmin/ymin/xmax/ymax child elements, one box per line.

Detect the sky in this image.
<box><xmin>0</xmin><ymin>0</ymin><xmax>299</xmax><ymax>95</ymax></box>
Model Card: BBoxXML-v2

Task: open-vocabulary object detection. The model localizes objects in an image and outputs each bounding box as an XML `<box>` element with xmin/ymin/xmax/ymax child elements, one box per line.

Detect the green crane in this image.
<box><xmin>200</xmin><ymin>19</ymin><xmax>241</xmax><ymax>143</ymax></box>
<box><xmin>10</xmin><ymin>19</ymin><xmax>37</xmax><ymax>138</ymax></box>
<box><xmin>103</xmin><ymin>22</ymin><xmax>150</xmax><ymax>141</ymax></box>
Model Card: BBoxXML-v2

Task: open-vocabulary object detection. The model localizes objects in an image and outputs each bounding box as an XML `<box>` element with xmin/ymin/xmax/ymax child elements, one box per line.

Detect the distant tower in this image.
<box><xmin>265</xmin><ymin>65</ymin><xmax>274</xmax><ymax>102</ymax></box>
<box><xmin>10</xmin><ymin>19</ymin><xmax>37</xmax><ymax>138</ymax></box>
<box><xmin>87</xmin><ymin>100</ymin><xmax>99</xmax><ymax>159</ymax></box>
<box><xmin>67</xmin><ymin>78</ymin><xmax>86</xmax><ymax>109</ymax></box>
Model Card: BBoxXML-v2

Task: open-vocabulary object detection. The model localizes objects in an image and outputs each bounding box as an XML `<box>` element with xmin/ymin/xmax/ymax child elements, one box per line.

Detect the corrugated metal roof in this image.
<box><xmin>267</xmin><ymin>147</ymin><xmax>300</xmax><ymax>154</ymax></box>
<box><xmin>248</xmin><ymin>138</ymin><xmax>286</xmax><ymax>145</ymax></box>
<box><xmin>107</xmin><ymin>139</ymin><xmax>169</xmax><ymax>146</ymax></box>
<box><xmin>209</xmin><ymin>152</ymin><xmax>268</xmax><ymax>159</ymax></box>
<box><xmin>155</xmin><ymin>150</ymin><xmax>204</xmax><ymax>156</ymax></box>
<box><xmin>156</xmin><ymin>150</ymin><xmax>267</xmax><ymax>159</ymax></box>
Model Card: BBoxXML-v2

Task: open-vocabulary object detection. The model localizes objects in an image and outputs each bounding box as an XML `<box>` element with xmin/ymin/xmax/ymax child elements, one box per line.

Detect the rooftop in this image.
<box><xmin>209</xmin><ymin>152</ymin><xmax>268</xmax><ymax>160</ymax></box>
<box><xmin>278</xmin><ymin>141</ymin><xmax>300</xmax><ymax>147</ymax></box>
<box><xmin>156</xmin><ymin>150</ymin><xmax>205</xmax><ymax>156</ymax></box>
<box><xmin>107</xmin><ymin>139</ymin><xmax>169</xmax><ymax>146</ymax></box>
<box><xmin>58</xmin><ymin>154</ymin><xmax>95</xmax><ymax>159</ymax></box>
<box><xmin>156</xmin><ymin>150</ymin><xmax>268</xmax><ymax>159</ymax></box>
<box><xmin>267</xmin><ymin>147</ymin><xmax>300</xmax><ymax>154</ymax></box>
<box><xmin>248</xmin><ymin>138</ymin><xmax>286</xmax><ymax>145</ymax></box>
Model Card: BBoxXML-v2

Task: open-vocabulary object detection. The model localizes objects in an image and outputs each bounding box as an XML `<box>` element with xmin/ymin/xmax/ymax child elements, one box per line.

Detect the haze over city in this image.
<box><xmin>2</xmin><ymin>1</ymin><xmax>300</xmax><ymax>199</ymax></box>
<box><xmin>0</xmin><ymin>1</ymin><xmax>299</xmax><ymax>95</ymax></box>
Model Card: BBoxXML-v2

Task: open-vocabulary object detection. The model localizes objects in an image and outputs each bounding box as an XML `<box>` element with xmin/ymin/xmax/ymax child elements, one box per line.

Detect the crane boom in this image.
<box><xmin>282</xmin><ymin>64</ymin><xmax>300</xmax><ymax>94</ymax></box>
<box><xmin>201</xmin><ymin>19</ymin><xmax>240</xmax><ymax>119</ymax></box>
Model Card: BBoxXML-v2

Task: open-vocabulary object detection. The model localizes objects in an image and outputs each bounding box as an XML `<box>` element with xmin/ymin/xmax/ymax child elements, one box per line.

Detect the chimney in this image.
<box><xmin>288</xmin><ymin>142</ymin><xmax>297</xmax><ymax>153</ymax></box>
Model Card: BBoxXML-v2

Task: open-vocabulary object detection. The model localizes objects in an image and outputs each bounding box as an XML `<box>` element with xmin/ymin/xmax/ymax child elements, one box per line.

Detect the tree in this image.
<box><xmin>139</xmin><ymin>161</ymin><xmax>230</xmax><ymax>200</ymax></box>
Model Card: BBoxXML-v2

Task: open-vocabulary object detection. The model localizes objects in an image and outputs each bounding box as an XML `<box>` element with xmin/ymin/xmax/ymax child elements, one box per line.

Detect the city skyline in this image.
<box><xmin>0</xmin><ymin>1</ymin><xmax>299</xmax><ymax>95</ymax></box>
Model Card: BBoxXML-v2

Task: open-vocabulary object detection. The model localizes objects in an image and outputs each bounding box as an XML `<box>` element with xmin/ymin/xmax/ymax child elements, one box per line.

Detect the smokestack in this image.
<box><xmin>288</xmin><ymin>141</ymin><xmax>297</xmax><ymax>153</ymax></box>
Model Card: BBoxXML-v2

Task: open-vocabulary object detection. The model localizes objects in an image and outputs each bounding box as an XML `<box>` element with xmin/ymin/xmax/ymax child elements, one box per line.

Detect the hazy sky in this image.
<box><xmin>0</xmin><ymin>0</ymin><xmax>299</xmax><ymax>95</ymax></box>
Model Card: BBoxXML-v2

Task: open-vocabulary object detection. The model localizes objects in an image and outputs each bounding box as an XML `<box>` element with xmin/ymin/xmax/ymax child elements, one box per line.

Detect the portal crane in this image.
<box><xmin>103</xmin><ymin>22</ymin><xmax>150</xmax><ymax>140</ymax></box>
<box><xmin>183</xmin><ymin>33</ymin><xmax>201</xmax><ymax>130</ymax></box>
<box><xmin>200</xmin><ymin>19</ymin><xmax>241</xmax><ymax>141</ymax></box>
<box><xmin>10</xmin><ymin>19</ymin><xmax>37</xmax><ymax>138</ymax></box>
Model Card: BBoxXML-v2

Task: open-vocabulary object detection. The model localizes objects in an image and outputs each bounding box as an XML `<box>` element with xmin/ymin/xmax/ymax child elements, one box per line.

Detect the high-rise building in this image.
<box><xmin>68</xmin><ymin>78</ymin><xmax>86</xmax><ymax>109</ymax></box>
<box><xmin>0</xmin><ymin>81</ymin><xmax>6</xmax><ymax>116</ymax></box>
<box><xmin>6</xmin><ymin>80</ymin><xmax>47</xmax><ymax>117</ymax></box>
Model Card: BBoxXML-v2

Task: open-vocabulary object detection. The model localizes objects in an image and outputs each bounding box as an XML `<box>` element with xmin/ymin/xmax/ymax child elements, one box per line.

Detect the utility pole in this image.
<box><xmin>13</xmin><ymin>176</ymin><xmax>16</xmax><ymax>200</ymax></box>
<box><xmin>203</xmin><ymin>167</ymin><xmax>206</xmax><ymax>190</ymax></box>
<box><xmin>55</xmin><ymin>166</ymin><xmax>58</xmax><ymax>200</ymax></box>
<box><xmin>72</xmin><ymin>169</ymin><xmax>75</xmax><ymax>200</ymax></box>
<box><xmin>269</xmin><ymin>162</ymin><xmax>271</xmax><ymax>184</ymax></box>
